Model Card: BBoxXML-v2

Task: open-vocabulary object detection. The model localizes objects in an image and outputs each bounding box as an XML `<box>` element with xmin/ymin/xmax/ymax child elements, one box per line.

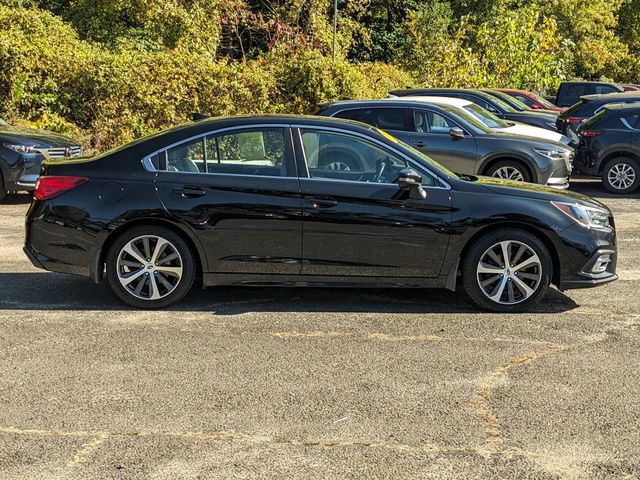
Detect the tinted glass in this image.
<box><xmin>463</xmin><ymin>103</ymin><xmax>509</xmax><ymax>128</ymax></box>
<box><xmin>621</xmin><ymin>113</ymin><xmax>640</xmax><ymax>129</ymax></box>
<box><xmin>563</xmin><ymin>100</ymin><xmax>588</xmax><ymax>117</ymax></box>
<box><xmin>360</xmin><ymin>108</ymin><xmax>407</xmax><ymax>131</ymax></box>
<box><xmin>299</xmin><ymin>129</ymin><xmax>425</xmax><ymax>184</ymax></box>
<box><xmin>595</xmin><ymin>85</ymin><xmax>619</xmax><ymax>95</ymax></box>
<box><xmin>414</xmin><ymin>110</ymin><xmax>458</xmax><ymax>134</ymax></box>
<box><xmin>334</xmin><ymin>109</ymin><xmax>361</xmax><ymax>121</ymax></box>
<box><xmin>163</xmin><ymin>128</ymin><xmax>287</xmax><ymax>177</ymax></box>
<box><xmin>514</xmin><ymin>94</ymin><xmax>535</xmax><ymax>107</ymax></box>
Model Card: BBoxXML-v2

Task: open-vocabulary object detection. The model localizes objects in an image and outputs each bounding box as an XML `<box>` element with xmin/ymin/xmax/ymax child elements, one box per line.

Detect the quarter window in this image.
<box><xmin>161</xmin><ymin>128</ymin><xmax>287</xmax><ymax>177</ymax></box>
<box><xmin>299</xmin><ymin>129</ymin><xmax>428</xmax><ymax>185</ymax></box>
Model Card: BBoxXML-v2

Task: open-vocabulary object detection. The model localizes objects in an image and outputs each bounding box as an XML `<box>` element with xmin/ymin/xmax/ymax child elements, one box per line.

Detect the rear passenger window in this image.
<box><xmin>160</xmin><ymin>128</ymin><xmax>287</xmax><ymax>177</ymax></box>
<box><xmin>514</xmin><ymin>95</ymin><xmax>534</xmax><ymax>107</ymax></box>
<box><xmin>360</xmin><ymin>108</ymin><xmax>408</xmax><ymax>131</ymax></box>
<box><xmin>595</xmin><ymin>85</ymin><xmax>618</xmax><ymax>95</ymax></box>
<box><xmin>334</xmin><ymin>109</ymin><xmax>361</xmax><ymax>121</ymax></box>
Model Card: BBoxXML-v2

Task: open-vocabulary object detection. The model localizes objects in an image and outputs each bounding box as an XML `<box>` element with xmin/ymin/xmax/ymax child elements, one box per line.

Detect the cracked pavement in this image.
<box><xmin>0</xmin><ymin>179</ymin><xmax>639</xmax><ymax>479</ymax></box>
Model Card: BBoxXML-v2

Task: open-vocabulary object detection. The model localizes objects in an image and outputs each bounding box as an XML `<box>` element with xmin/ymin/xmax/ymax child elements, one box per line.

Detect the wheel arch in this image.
<box><xmin>598</xmin><ymin>150</ymin><xmax>640</xmax><ymax>175</ymax></box>
<box><xmin>92</xmin><ymin>217</ymin><xmax>206</xmax><ymax>284</ymax></box>
<box><xmin>479</xmin><ymin>155</ymin><xmax>537</xmax><ymax>183</ymax></box>
<box><xmin>447</xmin><ymin>221</ymin><xmax>561</xmax><ymax>290</ymax></box>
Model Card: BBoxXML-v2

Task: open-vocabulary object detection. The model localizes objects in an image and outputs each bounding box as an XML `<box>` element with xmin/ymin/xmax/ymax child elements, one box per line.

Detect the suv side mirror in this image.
<box><xmin>396</xmin><ymin>168</ymin><xmax>426</xmax><ymax>199</ymax></box>
<box><xmin>449</xmin><ymin>127</ymin><xmax>464</xmax><ymax>139</ymax></box>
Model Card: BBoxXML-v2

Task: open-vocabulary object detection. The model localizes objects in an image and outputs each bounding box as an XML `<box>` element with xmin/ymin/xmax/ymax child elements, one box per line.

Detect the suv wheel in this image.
<box><xmin>106</xmin><ymin>226</ymin><xmax>196</xmax><ymax>308</ymax></box>
<box><xmin>486</xmin><ymin>160</ymin><xmax>532</xmax><ymax>182</ymax></box>
<box><xmin>602</xmin><ymin>157</ymin><xmax>640</xmax><ymax>194</ymax></box>
<box><xmin>462</xmin><ymin>229</ymin><xmax>551</xmax><ymax>312</ymax></box>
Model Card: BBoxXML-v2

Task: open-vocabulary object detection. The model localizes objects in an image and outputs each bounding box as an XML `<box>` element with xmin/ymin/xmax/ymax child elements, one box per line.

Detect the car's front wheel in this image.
<box><xmin>602</xmin><ymin>157</ymin><xmax>640</xmax><ymax>194</ymax></box>
<box><xmin>106</xmin><ymin>226</ymin><xmax>196</xmax><ymax>308</ymax></box>
<box><xmin>462</xmin><ymin>229</ymin><xmax>552</xmax><ymax>312</ymax></box>
<box><xmin>486</xmin><ymin>160</ymin><xmax>532</xmax><ymax>183</ymax></box>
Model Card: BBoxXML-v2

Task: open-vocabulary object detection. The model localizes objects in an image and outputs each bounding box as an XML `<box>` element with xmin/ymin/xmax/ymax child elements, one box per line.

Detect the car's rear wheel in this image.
<box><xmin>602</xmin><ymin>157</ymin><xmax>640</xmax><ymax>194</ymax></box>
<box><xmin>106</xmin><ymin>226</ymin><xmax>195</xmax><ymax>308</ymax></box>
<box><xmin>462</xmin><ymin>229</ymin><xmax>552</xmax><ymax>312</ymax></box>
<box><xmin>486</xmin><ymin>160</ymin><xmax>532</xmax><ymax>183</ymax></box>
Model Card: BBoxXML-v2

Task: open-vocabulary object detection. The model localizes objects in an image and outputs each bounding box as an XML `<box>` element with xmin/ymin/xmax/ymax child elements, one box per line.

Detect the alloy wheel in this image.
<box><xmin>607</xmin><ymin>163</ymin><xmax>636</xmax><ymax>190</ymax></box>
<box><xmin>476</xmin><ymin>240</ymin><xmax>542</xmax><ymax>305</ymax></box>
<box><xmin>324</xmin><ymin>161</ymin><xmax>352</xmax><ymax>171</ymax></box>
<box><xmin>491</xmin><ymin>166</ymin><xmax>525</xmax><ymax>181</ymax></box>
<box><xmin>116</xmin><ymin>235</ymin><xmax>183</xmax><ymax>301</ymax></box>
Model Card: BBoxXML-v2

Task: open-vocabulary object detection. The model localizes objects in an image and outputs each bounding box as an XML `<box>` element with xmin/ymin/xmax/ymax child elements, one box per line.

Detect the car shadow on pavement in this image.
<box><xmin>569</xmin><ymin>177</ymin><xmax>640</xmax><ymax>200</ymax></box>
<box><xmin>2</xmin><ymin>193</ymin><xmax>32</xmax><ymax>205</ymax></box>
<box><xmin>0</xmin><ymin>272</ymin><xmax>578</xmax><ymax>314</ymax></box>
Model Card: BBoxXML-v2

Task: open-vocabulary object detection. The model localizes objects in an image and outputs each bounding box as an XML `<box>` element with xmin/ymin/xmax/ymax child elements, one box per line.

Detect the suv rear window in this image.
<box><xmin>334</xmin><ymin>107</ymin><xmax>409</xmax><ymax>132</ymax></box>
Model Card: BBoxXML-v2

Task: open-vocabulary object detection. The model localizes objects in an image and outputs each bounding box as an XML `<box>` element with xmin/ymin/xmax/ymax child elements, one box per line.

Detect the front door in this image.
<box><xmin>295</xmin><ymin>127</ymin><xmax>452</xmax><ymax>278</ymax></box>
<box><xmin>409</xmin><ymin>108</ymin><xmax>478</xmax><ymax>174</ymax></box>
<box><xmin>154</xmin><ymin>126</ymin><xmax>303</xmax><ymax>274</ymax></box>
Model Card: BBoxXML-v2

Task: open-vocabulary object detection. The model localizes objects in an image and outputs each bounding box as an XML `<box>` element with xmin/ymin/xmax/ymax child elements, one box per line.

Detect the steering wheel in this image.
<box><xmin>373</xmin><ymin>157</ymin><xmax>389</xmax><ymax>183</ymax></box>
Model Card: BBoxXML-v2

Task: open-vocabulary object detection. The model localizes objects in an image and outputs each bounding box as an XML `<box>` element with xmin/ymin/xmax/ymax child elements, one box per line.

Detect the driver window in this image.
<box><xmin>300</xmin><ymin>129</ymin><xmax>418</xmax><ymax>184</ymax></box>
<box><xmin>414</xmin><ymin>110</ymin><xmax>457</xmax><ymax>134</ymax></box>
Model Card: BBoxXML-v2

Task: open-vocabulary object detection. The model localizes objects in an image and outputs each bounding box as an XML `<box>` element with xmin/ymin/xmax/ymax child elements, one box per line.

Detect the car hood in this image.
<box><xmin>0</xmin><ymin>125</ymin><xmax>77</xmax><ymax>148</ymax></box>
<box><xmin>495</xmin><ymin>123</ymin><xmax>570</xmax><ymax>144</ymax></box>
<box><xmin>473</xmin><ymin>176</ymin><xmax>608</xmax><ymax>209</ymax></box>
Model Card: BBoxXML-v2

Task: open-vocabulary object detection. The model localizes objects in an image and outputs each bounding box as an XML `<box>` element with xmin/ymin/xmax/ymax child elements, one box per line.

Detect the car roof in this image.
<box><xmin>603</xmin><ymin>102</ymin><xmax>640</xmax><ymax>111</ymax></box>
<box><xmin>580</xmin><ymin>92</ymin><xmax>640</xmax><ymax>103</ymax></box>
<box><xmin>389</xmin><ymin>88</ymin><xmax>490</xmax><ymax>98</ymax></box>
<box><xmin>395</xmin><ymin>96</ymin><xmax>472</xmax><ymax>107</ymax></box>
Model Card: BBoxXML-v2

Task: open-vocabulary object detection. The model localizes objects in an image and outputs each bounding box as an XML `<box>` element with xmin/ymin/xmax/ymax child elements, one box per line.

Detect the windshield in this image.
<box><xmin>530</xmin><ymin>93</ymin><xmax>557</xmax><ymax>109</ymax></box>
<box><xmin>463</xmin><ymin>103</ymin><xmax>510</xmax><ymax>129</ymax></box>
<box><xmin>486</xmin><ymin>94</ymin><xmax>515</xmax><ymax>112</ymax></box>
<box><xmin>491</xmin><ymin>91</ymin><xmax>529</xmax><ymax>111</ymax></box>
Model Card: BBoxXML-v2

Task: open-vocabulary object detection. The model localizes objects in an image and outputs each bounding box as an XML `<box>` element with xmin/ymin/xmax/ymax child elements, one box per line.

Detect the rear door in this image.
<box><xmin>152</xmin><ymin>125</ymin><xmax>303</xmax><ymax>274</ymax></box>
<box><xmin>409</xmin><ymin>108</ymin><xmax>478</xmax><ymax>174</ymax></box>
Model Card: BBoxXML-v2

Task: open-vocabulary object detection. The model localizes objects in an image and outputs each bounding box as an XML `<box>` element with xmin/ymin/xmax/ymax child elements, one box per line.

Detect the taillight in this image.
<box><xmin>34</xmin><ymin>176</ymin><xmax>88</xmax><ymax>200</ymax></box>
<box><xmin>566</xmin><ymin>117</ymin><xmax>583</xmax><ymax>124</ymax></box>
<box><xmin>579</xmin><ymin>130</ymin><xmax>601</xmax><ymax>137</ymax></box>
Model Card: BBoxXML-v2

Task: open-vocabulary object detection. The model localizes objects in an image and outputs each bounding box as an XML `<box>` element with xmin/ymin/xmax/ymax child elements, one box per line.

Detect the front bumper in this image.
<box><xmin>558</xmin><ymin>245</ymin><xmax>618</xmax><ymax>290</ymax></box>
<box><xmin>16</xmin><ymin>173</ymin><xmax>38</xmax><ymax>190</ymax></box>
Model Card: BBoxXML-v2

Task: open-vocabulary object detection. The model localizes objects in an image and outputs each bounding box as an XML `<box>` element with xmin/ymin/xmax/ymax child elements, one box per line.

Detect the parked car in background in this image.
<box><xmin>0</xmin><ymin>117</ymin><xmax>82</xmax><ymax>202</ymax></box>
<box><xmin>556</xmin><ymin>92</ymin><xmax>640</xmax><ymax>144</ymax></box>
<box><xmin>317</xmin><ymin>99</ymin><xmax>573</xmax><ymax>187</ymax></box>
<box><xmin>394</xmin><ymin>96</ymin><xmax>570</xmax><ymax>145</ymax></box>
<box><xmin>576</xmin><ymin>103</ymin><xmax>640</xmax><ymax>194</ymax></box>
<box><xmin>481</xmin><ymin>89</ymin><xmax>557</xmax><ymax>114</ymax></box>
<box><xmin>390</xmin><ymin>88</ymin><xmax>559</xmax><ymax>132</ymax></box>
<box><xmin>552</xmin><ymin>81</ymin><xmax>624</xmax><ymax>108</ymax></box>
<box><xmin>496</xmin><ymin>89</ymin><xmax>565</xmax><ymax>112</ymax></box>
<box><xmin>24</xmin><ymin>115</ymin><xmax>617</xmax><ymax>312</ymax></box>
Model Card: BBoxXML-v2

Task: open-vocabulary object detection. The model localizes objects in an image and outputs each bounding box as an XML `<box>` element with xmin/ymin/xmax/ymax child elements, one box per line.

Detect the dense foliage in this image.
<box><xmin>0</xmin><ymin>0</ymin><xmax>637</xmax><ymax>151</ymax></box>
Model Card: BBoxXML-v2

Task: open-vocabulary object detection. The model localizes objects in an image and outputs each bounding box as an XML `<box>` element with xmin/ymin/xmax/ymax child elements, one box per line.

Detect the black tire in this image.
<box><xmin>601</xmin><ymin>157</ymin><xmax>640</xmax><ymax>194</ymax></box>
<box><xmin>462</xmin><ymin>228</ymin><xmax>552</xmax><ymax>312</ymax></box>
<box><xmin>486</xmin><ymin>160</ymin><xmax>532</xmax><ymax>183</ymax></box>
<box><xmin>319</xmin><ymin>147</ymin><xmax>362</xmax><ymax>171</ymax></box>
<box><xmin>106</xmin><ymin>225</ymin><xmax>196</xmax><ymax>309</ymax></box>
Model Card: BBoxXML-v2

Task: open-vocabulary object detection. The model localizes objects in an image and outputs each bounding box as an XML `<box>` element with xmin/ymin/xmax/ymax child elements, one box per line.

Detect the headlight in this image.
<box><xmin>552</xmin><ymin>201</ymin><xmax>611</xmax><ymax>230</ymax></box>
<box><xmin>545</xmin><ymin>122</ymin><xmax>558</xmax><ymax>131</ymax></box>
<box><xmin>535</xmin><ymin>148</ymin><xmax>568</xmax><ymax>160</ymax></box>
<box><xmin>3</xmin><ymin>143</ymin><xmax>39</xmax><ymax>154</ymax></box>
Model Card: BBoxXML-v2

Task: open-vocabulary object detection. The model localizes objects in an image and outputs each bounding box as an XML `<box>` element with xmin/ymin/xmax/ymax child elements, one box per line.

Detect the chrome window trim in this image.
<box><xmin>621</xmin><ymin>117</ymin><xmax>640</xmax><ymax>131</ymax></box>
<box><xmin>292</xmin><ymin>124</ymin><xmax>451</xmax><ymax>189</ymax></box>
<box><xmin>141</xmin><ymin>123</ymin><xmax>291</xmax><ymax>174</ymax></box>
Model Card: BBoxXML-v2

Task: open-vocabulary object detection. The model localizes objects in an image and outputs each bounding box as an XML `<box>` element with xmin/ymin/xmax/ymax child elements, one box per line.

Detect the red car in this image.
<box><xmin>496</xmin><ymin>89</ymin><xmax>565</xmax><ymax>112</ymax></box>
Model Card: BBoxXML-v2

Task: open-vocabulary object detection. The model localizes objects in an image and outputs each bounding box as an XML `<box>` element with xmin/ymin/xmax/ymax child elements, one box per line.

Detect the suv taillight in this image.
<box><xmin>566</xmin><ymin>117</ymin><xmax>583</xmax><ymax>124</ymax></box>
<box><xmin>579</xmin><ymin>130</ymin><xmax>602</xmax><ymax>137</ymax></box>
<box><xmin>34</xmin><ymin>176</ymin><xmax>88</xmax><ymax>200</ymax></box>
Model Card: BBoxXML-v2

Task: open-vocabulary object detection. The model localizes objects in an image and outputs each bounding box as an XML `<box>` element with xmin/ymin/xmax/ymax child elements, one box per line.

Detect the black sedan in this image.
<box><xmin>0</xmin><ymin>117</ymin><xmax>82</xmax><ymax>202</ymax></box>
<box><xmin>390</xmin><ymin>88</ymin><xmax>559</xmax><ymax>132</ymax></box>
<box><xmin>24</xmin><ymin>115</ymin><xmax>617</xmax><ymax>311</ymax></box>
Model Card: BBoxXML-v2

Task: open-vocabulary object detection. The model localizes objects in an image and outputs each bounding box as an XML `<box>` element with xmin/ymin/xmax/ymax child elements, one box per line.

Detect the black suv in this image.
<box><xmin>556</xmin><ymin>92</ymin><xmax>640</xmax><ymax>145</ymax></box>
<box><xmin>0</xmin><ymin>117</ymin><xmax>82</xmax><ymax>201</ymax></box>
<box><xmin>316</xmin><ymin>100</ymin><xmax>573</xmax><ymax>188</ymax></box>
<box><xmin>576</xmin><ymin>103</ymin><xmax>640</xmax><ymax>194</ymax></box>
<box><xmin>552</xmin><ymin>81</ymin><xmax>624</xmax><ymax>108</ymax></box>
<box><xmin>389</xmin><ymin>88</ymin><xmax>559</xmax><ymax>132</ymax></box>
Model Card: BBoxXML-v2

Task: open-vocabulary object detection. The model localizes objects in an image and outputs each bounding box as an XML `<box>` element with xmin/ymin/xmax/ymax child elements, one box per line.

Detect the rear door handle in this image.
<box><xmin>413</xmin><ymin>141</ymin><xmax>426</xmax><ymax>147</ymax></box>
<box><xmin>305</xmin><ymin>195</ymin><xmax>338</xmax><ymax>208</ymax></box>
<box><xmin>173</xmin><ymin>185</ymin><xmax>206</xmax><ymax>198</ymax></box>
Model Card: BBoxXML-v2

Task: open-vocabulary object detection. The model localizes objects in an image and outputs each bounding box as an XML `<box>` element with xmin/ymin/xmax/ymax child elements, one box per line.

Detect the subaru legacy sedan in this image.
<box><xmin>24</xmin><ymin>115</ymin><xmax>617</xmax><ymax>311</ymax></box>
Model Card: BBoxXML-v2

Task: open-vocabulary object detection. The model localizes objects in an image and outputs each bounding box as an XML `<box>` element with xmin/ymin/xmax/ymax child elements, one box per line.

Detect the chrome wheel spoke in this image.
<box><xmin>489</xmin><ymin>276</ymin><xmax>508</xmax><ymax>302</ymax></box>
<box><xmin>517</xmin><ymin>271</ymin><xmax>540</xmax><ymax>281</ymax></box>
<box><xmin>500</xmin><ymin>241</ymin><xmax>511</xmax><ymax>266</ymax></box>
<box><xmin>507</xmin><ymin>280</ymin><xmax>516</xmax><ymax>303</ymax></box>
<box><xmin>117</xmin><ymin>235</ymin><xmax>183</xmax><ymax>301</ymax></box>
<box><xmin>513</xmin><ymin>253</ymin><xmax>540</xmax><ymax>272</ymax></box>
<box><xmin>512</xmin><ymin>275</ymin><xmax>535</xmax><ymax>298</ymax></box>
<box><xmin>478</xmin><ymin>262</ymin><xmax>503</xmax><ymax>274</ymax></box>
<box><xmin>480</xmin><ymin>275</ymin><xmax>500</xmax><ymax>287</ymax></box>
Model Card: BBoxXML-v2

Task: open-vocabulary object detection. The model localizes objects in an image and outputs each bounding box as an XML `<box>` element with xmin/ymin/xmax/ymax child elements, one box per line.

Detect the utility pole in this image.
<box><xmin>332</xmin><ymin>0</ymin><xmax>338</xmax><ymax>63</ymax></box>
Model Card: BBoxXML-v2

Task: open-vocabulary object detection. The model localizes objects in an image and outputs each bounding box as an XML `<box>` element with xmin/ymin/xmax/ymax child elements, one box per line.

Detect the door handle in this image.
<box><xmin>173</xmin><ymin>185</ymin><xmax>206</xmax><ymax>198</ymax></box>
<box><xmin>305</xmin><ymin>195</ymin><xmax>338</xmax><ymax>208</ymax></box>
<box><xmin>413</xmin><ymin>141</ymin><xmax>426</xmax><ymax>147</ymax></box>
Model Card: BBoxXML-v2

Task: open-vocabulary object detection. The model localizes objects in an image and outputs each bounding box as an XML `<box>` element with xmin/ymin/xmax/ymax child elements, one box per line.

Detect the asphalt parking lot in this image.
<box><xmin>0</xmin><ymin>179</ymin><xmax>639</xmax><ymax>479</ymax></box>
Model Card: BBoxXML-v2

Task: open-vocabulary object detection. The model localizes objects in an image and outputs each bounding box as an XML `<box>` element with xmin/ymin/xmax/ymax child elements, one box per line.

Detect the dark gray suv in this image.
<box><xmin>316</xmin><ymin>100</ymin><xmax>573</xmax><ymax>188</ymax></box>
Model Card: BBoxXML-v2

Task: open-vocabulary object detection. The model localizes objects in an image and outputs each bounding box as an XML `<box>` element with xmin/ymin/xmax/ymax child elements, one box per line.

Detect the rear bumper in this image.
<box><xmin>23</xmin><ymin>244</ymin><xmax>46</xmax><ymax>270</ymax></box>
<box><xmin>16</xmin><ymin>173</ymin><xmax>38</xmax><ymax>190</ymax></box>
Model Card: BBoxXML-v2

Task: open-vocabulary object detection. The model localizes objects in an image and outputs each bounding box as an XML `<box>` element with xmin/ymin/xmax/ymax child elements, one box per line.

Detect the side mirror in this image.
<box><xmin>449</xmin><ymin>127</ymin><xmax>464</xmax><ymax>139</ymax></box>
<box><xmin>396</xmin><ymin>168</ymin><xmax>427</xmax><ymax>199</ymax></box>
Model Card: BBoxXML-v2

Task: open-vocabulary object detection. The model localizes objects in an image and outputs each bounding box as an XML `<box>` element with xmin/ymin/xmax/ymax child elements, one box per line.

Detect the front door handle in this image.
<box><xmin>305</xmin><ymin>195</ymin><xmax>338</xmax><ymax>209</ymax></box>
<box><xmin>413</xmin><ymin>141</ymin><xmax>426</xmax><ymax>148</ymax></box>
<box><xmin>173</xmin><ymin>185</ymin><xmax>206</xmax><ymax>198</ymax></box>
